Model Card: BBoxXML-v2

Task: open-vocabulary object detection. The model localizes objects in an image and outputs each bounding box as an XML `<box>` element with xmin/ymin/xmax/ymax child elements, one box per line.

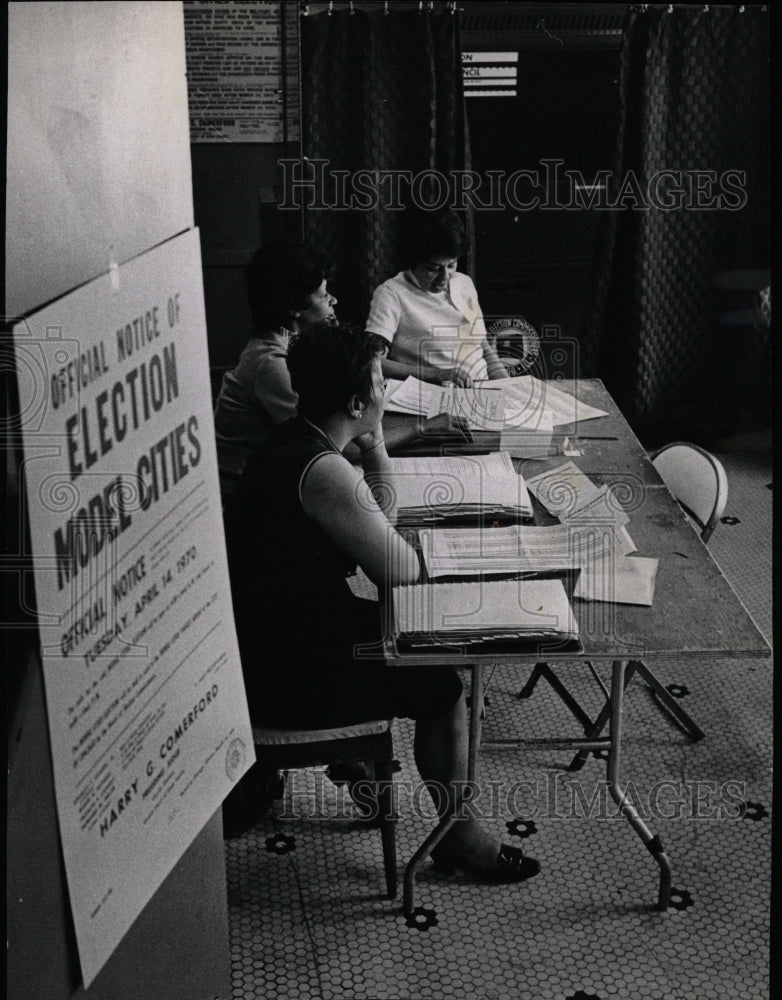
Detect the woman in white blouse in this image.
<box><xmin>366</xmin><ymin>210</ymin><xmax>508</xmax><ymax>388</ymax></box>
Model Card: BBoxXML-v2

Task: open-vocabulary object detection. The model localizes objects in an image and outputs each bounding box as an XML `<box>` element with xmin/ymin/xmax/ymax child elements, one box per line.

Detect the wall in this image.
<box><xmin>182</xmin><ymin>0</ymin><xmax>302</xmax><ymax>381</ymax></box>
<box><xmin>192</xmin><ymin>142</ymin><xmax>301</xmax><ymax>375</ymax></box>
<box><xmin>6</xmin><ymin>2</ymin><xmax>194</xmax><ymax>319</ymax></box>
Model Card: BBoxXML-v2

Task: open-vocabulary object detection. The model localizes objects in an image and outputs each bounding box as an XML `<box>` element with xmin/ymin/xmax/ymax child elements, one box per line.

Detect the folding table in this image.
<box><xmin>382</xmin><ymin>379</ymin><xmax>770</xmax><ymax>916</ymax></box>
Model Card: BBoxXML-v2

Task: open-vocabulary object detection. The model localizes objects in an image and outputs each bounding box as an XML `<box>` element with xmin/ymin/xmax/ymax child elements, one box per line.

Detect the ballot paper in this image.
<box><xmin>498</xmin><ymin>375</ymin><xmax>609</xmax><ymax>426</ymax></box>
<box><xmin>429</xmin><ymin>384</ymin><xmax>506</xmax><ymax>431</ymax></box>
<box><xmin>388</xmin><ymin>452</ymin><xmax>532</xmax><ymax>526</ymax></box>
<box><xmin>383</xmin><ymin>376</ymin><xmax>440</xmax><ymax>415</ymax></box>
<box><xmin>392</xmin><ymin>578</ymin><xmax>579</xmax><ymax>649</ymax></box>
<box><xmin>384</xmin><ymin>376</ymin><xmax>507</xmax><ymax>430</ymax></box>
<box><xmin>420</xmin><ymin>522</ymin><xmax>631</xmax><ymax>578</ymax></box>
<box><xmin>573</xmin><ymin>555</ymin><xmax>659</xmax><ymax>606</ymax></box>
<box><xmin>385</xmin><ymin>375</ymin><xmax>609</xmax><ymax>432</ymax></box>
<box><xmin>525</xmin><ymin>461</ymin><xmax>629</xmax><ymax>526</ymax></box>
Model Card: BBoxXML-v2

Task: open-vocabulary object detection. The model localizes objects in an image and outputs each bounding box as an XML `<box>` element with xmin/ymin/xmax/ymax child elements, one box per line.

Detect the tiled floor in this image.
<box><xmin>224</xmin><ymin>449</ymin><xmax>773</xmax><ymax>1000</ymax></box>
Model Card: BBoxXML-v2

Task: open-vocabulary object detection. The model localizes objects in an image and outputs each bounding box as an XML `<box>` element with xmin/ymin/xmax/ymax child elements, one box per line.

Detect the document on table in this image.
<box><xmin>385</xmin><ymin>375</ymin><xmax>608</xmax><ymax>432</ymax></box>
<box><xmin>388</xmin><ymin>452</ymin><xmax>532</xmax><ymax>523</ymax></box>
<box><xmin>420</xmin><ymin>523</ymin><xmax>632</xmax><ymax>578</ymax></box>
<box><xmin>525</xmin><ymin>460</ymin><xmax>630</xmax><ymax>527</ymax></box>
<box><xmin>383</xmin><ymin>376</ymin><xmax>439</xmax><ymax>415</ymax></box>
<box><xmin>498</xmin><ymin>375</ymin><xmax>609</xmax><ymax>426</ymax></box>
<box><xmin>385</xmin><ymin>376</ymin><xmax>506</xmax><ymax>430</ymax></box>
<box><xmin>499</xmin><ymin>410</ymin><xmax>556</xmax><ymax>458</ymax></box>
<box><xmin>429</xmin><ymin>384</ymin><xmax>506</xmax><ymax>431</ymax></box>
<box><xmin>574</xmin><ymin>555</ymin><xmax>659</xmax><ymax>606</ymax></box>
<box><xmin>392</xmin><ymin>578</ymin><xmax>579</xmax><ymax>647</ymax></box>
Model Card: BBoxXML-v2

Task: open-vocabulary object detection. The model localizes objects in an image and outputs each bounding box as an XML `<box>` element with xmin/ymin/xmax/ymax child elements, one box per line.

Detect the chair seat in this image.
<box><xmin>245</xmin><ymin>717</ymin><xmax>398</xmax><ymax>899</ymax></box>
<box><xmin>252</xmin><ymin>718</ymin><xmax>390</xmax><ymax>746</ymax></box>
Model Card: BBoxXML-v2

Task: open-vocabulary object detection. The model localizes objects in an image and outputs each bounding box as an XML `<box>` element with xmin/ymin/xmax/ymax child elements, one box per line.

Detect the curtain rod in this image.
<box><xmin>629</xmin><ymin>3</ymin><xmax>766</xmax><ymax>10</ymax></box>
<box><xmin>302</xmin><ymin>2</ymin><xmax>458</xmax><ymax>15</ymax></box>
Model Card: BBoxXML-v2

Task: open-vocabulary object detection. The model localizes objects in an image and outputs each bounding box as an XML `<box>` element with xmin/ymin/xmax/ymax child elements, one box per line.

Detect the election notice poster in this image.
<box><xmin>12</xmin><ymin>228</ymin><xmax>254</xmax><ymax>987</ymax></box>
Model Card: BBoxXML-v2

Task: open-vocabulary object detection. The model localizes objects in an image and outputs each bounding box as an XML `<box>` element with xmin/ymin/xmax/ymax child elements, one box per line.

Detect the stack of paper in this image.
<box><xmin>384</xmin><ymin>375</ymin><xmax>608</xmax><ymax>455</ymax></box>
<box><xmin>392</xmin><ymin>578</ymin><xmax>579</xmax><ymax>650</ymax></box>
<box><xmin>420</xmin><ymin>522</ymin><xmax>635</xmax><ymax>578</ymax></box>
<box><xmin>388</xmin><ymin>452</ymin><xmax>532</xmax><ymax>526</ymax></box>
<box><xmin>384</xmin><ymin>376</ymin><xmax>507</xmax><ymax>430</ymax></box>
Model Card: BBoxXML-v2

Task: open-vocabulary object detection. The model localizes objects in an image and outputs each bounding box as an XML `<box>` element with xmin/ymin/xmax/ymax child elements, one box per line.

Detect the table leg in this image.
<box><xmin>402</xmin><ymin>663</ymin><xmax>482</xmax><ymax>916</ymax></box>
<box><xmin>468</xmin><ymin>663</ymin><xmax>483</xmax><ymax>782</ymax></box>
<box><xmin>607</xmin><ymin>659</ymin><xmax>672</xmax><ymax>911</ymax></box>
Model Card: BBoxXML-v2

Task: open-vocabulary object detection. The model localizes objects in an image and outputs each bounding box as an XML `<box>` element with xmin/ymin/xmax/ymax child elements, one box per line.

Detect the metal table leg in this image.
<box><xmin>606</xmin><ymin>660</ymin><xmax>672</xmax><ymax>911</ymax></box>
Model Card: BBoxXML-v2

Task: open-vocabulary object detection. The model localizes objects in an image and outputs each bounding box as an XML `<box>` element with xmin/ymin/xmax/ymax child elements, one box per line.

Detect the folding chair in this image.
<box><xmin>517</xmin><ymin>442</ymin><xmax>728</xmax><ymax>768</ymax></box>
<box><xmin>224</xmin><ymin>719</ymin><xmax>398</xmax><ymax>898</ymax></box>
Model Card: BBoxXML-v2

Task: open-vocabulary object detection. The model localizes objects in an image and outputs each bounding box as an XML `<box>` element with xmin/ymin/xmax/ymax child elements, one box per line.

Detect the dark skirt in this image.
<box><xmin>237</xmin><ymin>593</ymin><xmax>463</xmax><ymax>728</ymax></box>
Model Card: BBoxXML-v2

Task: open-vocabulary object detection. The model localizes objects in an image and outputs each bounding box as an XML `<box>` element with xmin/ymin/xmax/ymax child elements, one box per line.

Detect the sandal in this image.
<box><xmin>430</xmin><ymin>842</ymin><xmax>541</xmax><ymax>883</ymax></box>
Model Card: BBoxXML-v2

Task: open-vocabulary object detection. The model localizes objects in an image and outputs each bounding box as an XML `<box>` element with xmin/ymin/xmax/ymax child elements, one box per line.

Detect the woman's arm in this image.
<box><xmin>381</xmin><ymin>355</ymin><xmax>471</xmax><ymax>386</ymax></box>
<box><xmin>300</xmin><ymin>452</ymin><xmax>420</xmax><ymax>588</ymax></box>
<box><xmin>482</xmin><ymin>339</ymin><xmax>510</xmax><ymax>380</ymax></box>
<box><xmin>253</xmin><ymin>342</ymin><xmax>299</xmax><ymax>421</ymax></box>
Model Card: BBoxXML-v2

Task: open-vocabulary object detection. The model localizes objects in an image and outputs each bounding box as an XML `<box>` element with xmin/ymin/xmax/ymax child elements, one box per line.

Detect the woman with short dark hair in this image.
<box><xmin>223</xmin><ymin>321</ymin><xmax>539</xmax><ymax>883</ymax></box>
<box><xmin>366</xmin><ymin>209</ymin><xmax>508</xmax><ymax>387</ymax></box>
<box><xmin>213</xmin><ymin>243</ymin><xmax>337</xmax><ymax>495</ymax></box>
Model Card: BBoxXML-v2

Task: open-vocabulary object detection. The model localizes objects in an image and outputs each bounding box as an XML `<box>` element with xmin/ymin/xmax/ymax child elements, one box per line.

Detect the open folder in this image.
<box><xmin>388</xmin><ymin>452</ymin><xmax>532</xmax><ymax>526</ymax></box>
<box><xmin>392</xmin><ymin>578</ymin><xmax>579</xmax><ymax>651</ymax></box>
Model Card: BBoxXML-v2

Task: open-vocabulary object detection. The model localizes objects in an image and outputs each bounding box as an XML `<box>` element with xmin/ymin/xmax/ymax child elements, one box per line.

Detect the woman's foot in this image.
<box><xmin>431</xmin><ymin>817</ymin><xmax>540</xmax><ymax>882</ymax></box>
<box><xmin>431</xmin><ymin>842</ymin><xmax>540</xmax><ymax>883</ymax></box>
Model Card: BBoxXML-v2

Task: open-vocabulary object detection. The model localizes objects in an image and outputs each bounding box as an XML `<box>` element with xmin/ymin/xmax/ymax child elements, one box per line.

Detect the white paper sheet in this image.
<box><xmin>388</xmin><ymin>452</ymin><xmax>531</xmax><ymax>516</ymax></box>
<box><xmin>429</xmin><ymin>384</ymin><xmax>507</xmax><ymax>430</ymax></box>
<box><xmin>497</xmin><ymin>375</ymin><xmax>609</xmax><ymax>425</ymax></box>
<box><xmin>393</xmin><ymin>578</ymin><xmax>579</xmax><ymax>639</ymax></box>
<box><xmin>574</xmin><ymin>555</ymin><xmax>659</xmax><ymax>606</ymax></box>
<box><xmin>420</xmin><ymin>523</ymin><xmax>626</xmax><ymax>577</ymax></box>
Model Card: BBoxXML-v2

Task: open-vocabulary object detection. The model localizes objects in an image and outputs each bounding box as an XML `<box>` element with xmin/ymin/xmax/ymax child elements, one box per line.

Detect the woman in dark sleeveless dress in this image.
<box><xmin>224</xmin><ymin>321</ymin><xmax>538</xmax><ymax>883</ymax></box>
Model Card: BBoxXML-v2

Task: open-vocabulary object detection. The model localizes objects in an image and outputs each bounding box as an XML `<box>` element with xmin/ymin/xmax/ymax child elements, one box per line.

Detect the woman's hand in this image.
<box><xmin>419</xmin><ymin>412</ymin><xmax>474</xmax><ymax>442</ymax></box>
<box><xmin>422</xmin><ymin>365</ymin><xmax>473</xmax><ymax>388</ymax></box>
<box><xmin>353</xmin><ymin>426</ymin><xmax>386</xmax><ymax>455</ymax></box>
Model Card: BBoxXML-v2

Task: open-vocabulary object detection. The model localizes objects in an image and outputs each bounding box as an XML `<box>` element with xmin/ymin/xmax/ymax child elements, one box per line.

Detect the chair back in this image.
<box><xmin>650</xmin><ymin>442</ymin><xmax>728</xmax><ymax>543</ymax></box>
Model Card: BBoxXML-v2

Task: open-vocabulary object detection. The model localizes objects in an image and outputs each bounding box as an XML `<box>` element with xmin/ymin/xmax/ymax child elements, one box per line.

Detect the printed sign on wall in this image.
<box><xmin>184</xmin><ymin>0</ymin><xmax>300</xmax><ymax>143</ymax></box>
<box><xmin>13</xmin><ymin>228</ymin><xmax>254</xmax><ymax>987</ymax></box>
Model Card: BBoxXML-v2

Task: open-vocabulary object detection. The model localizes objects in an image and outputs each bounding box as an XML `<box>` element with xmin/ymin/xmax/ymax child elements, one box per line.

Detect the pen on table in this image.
<box><xmin>552</xmin><ymin>434</ymin><xmax>619</xmax><ymax>440</ymax></box>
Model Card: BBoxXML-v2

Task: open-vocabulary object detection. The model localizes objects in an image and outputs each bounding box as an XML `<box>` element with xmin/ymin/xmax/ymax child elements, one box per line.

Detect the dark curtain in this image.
<box><xmin>580</xmin><ymin>6</ymin><xmax>769</xmax><ymax>444</ymax></box>
<box><xmin>300</xmin><ymin>8</ymin><xmax>471</xmax><ymax>324</ymax></box>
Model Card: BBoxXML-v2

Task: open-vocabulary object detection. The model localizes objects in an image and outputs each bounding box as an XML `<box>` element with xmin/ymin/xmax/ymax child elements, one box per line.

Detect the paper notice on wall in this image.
<box><xmin>183</xmin><ymin>0</ymin><xmax>300</xmax><ymax>143</ymax></box>
<box><xmin>12</xmin><ymin>229</ymin><xmax>253</xmax><ymax>987</ymax></box>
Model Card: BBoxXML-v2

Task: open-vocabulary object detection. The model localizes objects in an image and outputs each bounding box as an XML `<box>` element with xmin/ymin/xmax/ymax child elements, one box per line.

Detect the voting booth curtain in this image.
<box><xmin>579</xmin><ymin>5</ymin><xmax>770</xmax><ymax>442</ymax></box>
<box><xmin>300</xmin><ymin>7</ymin><xmax>471</xmax><ymax>325</ymax></box>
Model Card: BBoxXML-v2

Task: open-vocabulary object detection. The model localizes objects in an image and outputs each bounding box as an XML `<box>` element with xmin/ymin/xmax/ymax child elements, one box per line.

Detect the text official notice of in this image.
<box><xmin>13</xmin><ymin>228</ymin><xmax>254</xmax><ymax>987</ymax></box>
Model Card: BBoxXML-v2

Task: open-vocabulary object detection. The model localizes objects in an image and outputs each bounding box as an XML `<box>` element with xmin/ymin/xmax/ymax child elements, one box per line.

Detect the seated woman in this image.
<box><xmin>223</xmin><ymin>321</ymin><xmax>539</xmax><ymax>882</ymax></box>
<box><xmin>213</xmin><ymin>243</ymin><xmax>337</xmax><ymax>495</ymax></box>
<box><xmin>215</xmin><ymin>242</ymin><xmax>470</xmax><ymax>496</ymax></box>
<box><xmin>366</xmin><ymin>209</ymin><xmax>508</xmax><ymax>388</ymax></box>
